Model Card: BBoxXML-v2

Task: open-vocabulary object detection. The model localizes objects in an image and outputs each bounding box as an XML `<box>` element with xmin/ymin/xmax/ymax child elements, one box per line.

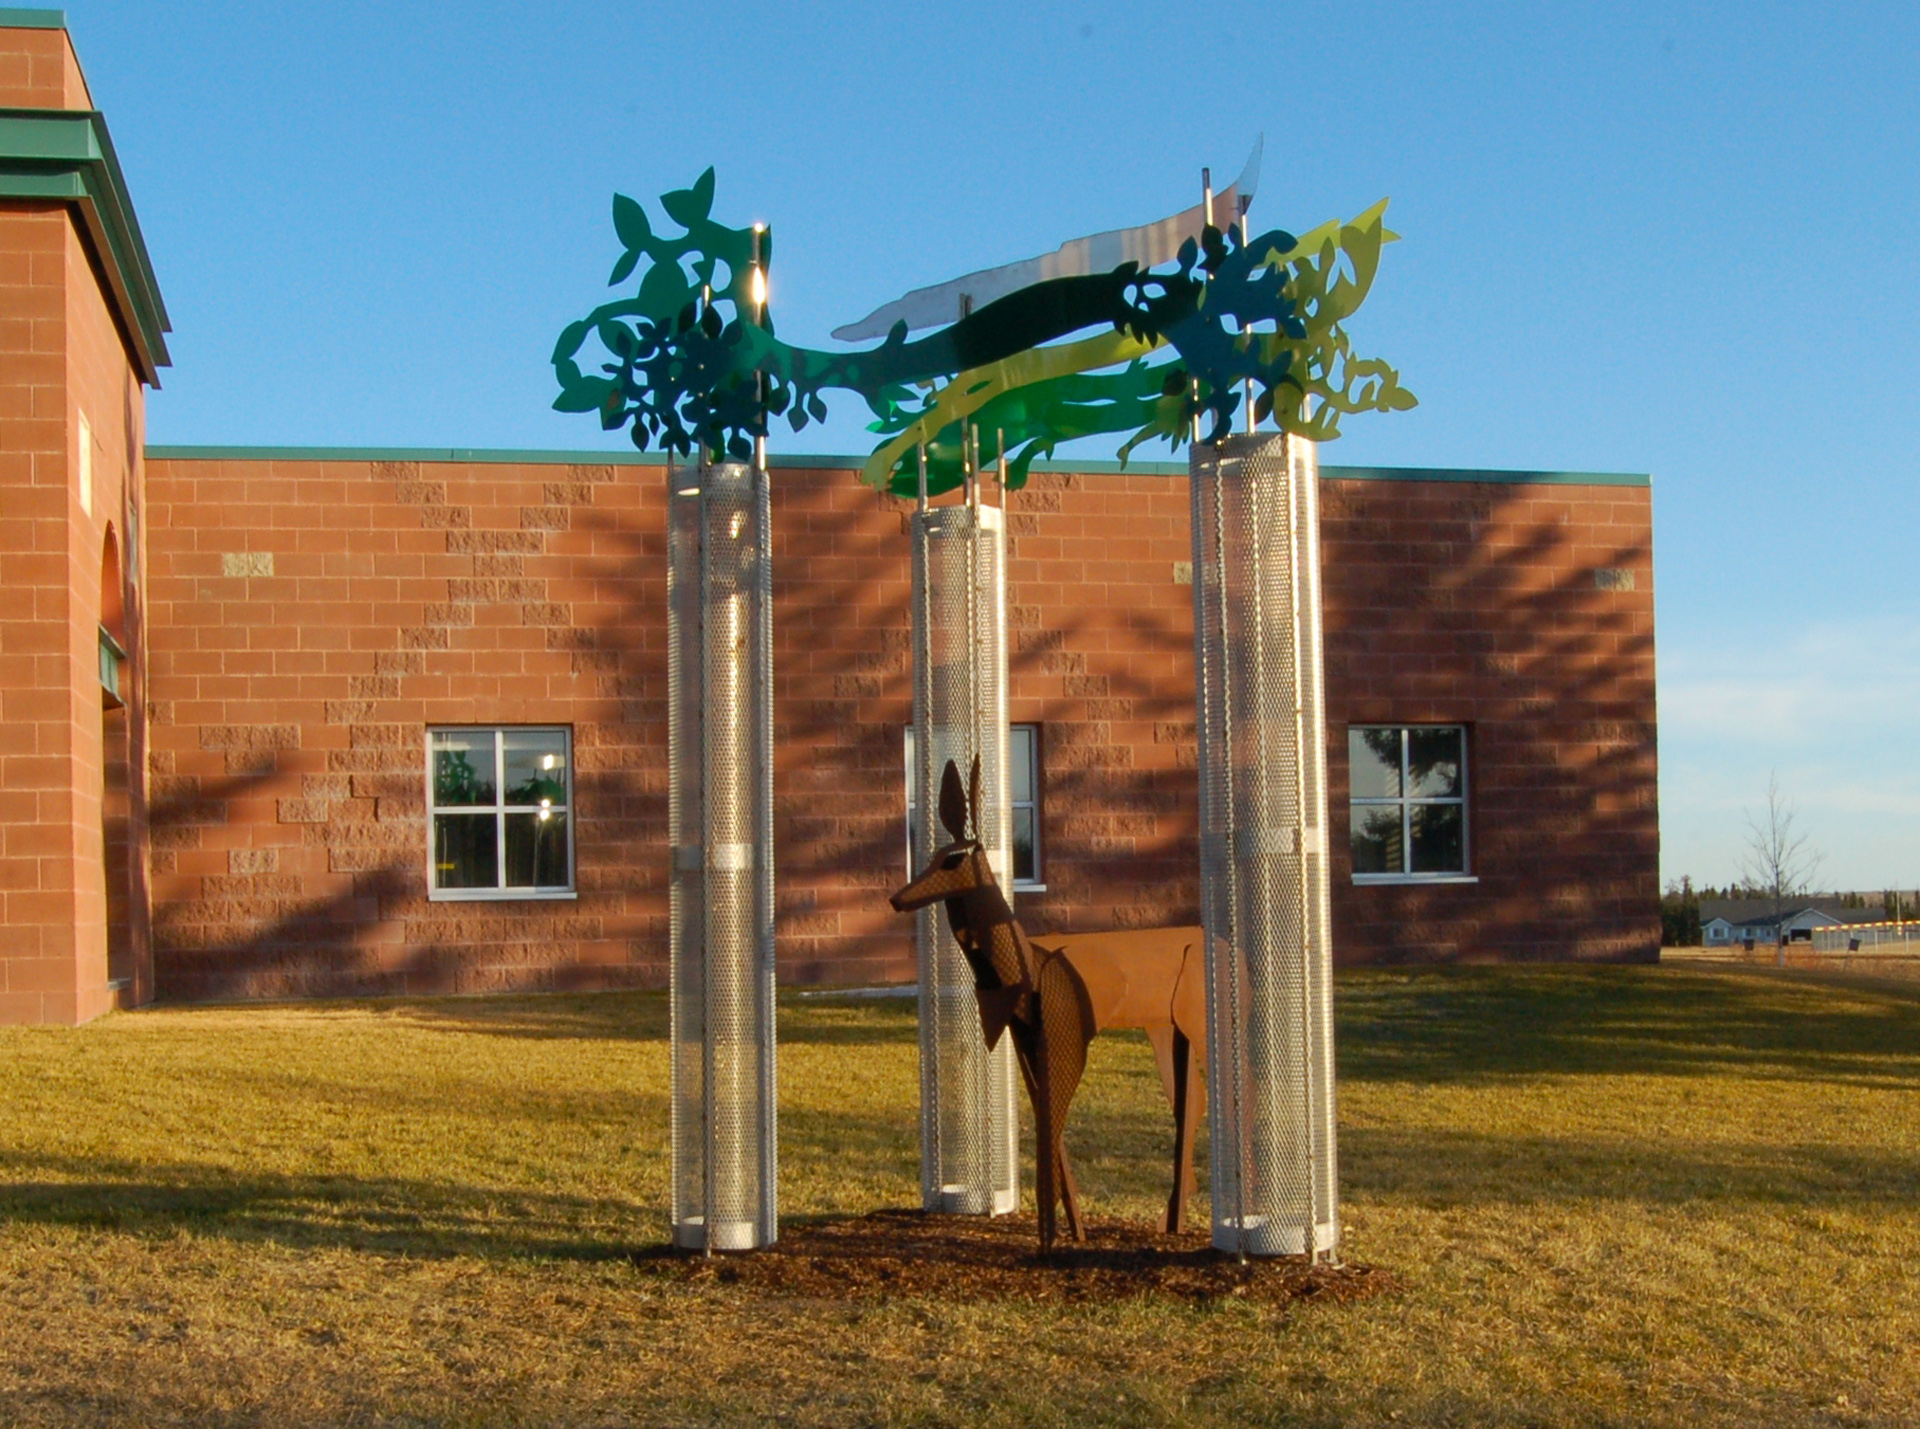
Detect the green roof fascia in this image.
<box><xmin>1323</xmin><ymin>465</ymin><xmax>1647</xmax><ymax>487</ymax></box>
<box><xmin>147</xmin><ymin>445</ymin><xmax>676</xmax><ymax>466</ymax></box>
<box><xmin>145</xmin><ymin>445</ymin><xmax>1650</xmax><ymax>488</ymax></box>
<box><xmin>0</xmin><ymin>10</ymin><xmax>66</xmax><ymax>27</ymax></box>
<box><xmin>0</xmin><ymin>106</ymin><xmax>170</xmax><ymax>383</ymax></box>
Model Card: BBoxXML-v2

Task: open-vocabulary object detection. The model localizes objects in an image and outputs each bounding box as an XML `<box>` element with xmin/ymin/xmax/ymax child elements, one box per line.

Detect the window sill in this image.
<box><xmin>1012</xmin><ymin>883</ymin><xmax>1047</xmax><ymax>894</ymax></box>
<box><xmin>1351</xmin><ymin>874</ymin><xmax>1479</xmax><ymax>887</ymax></box>
<box><xmin>430</xmin><ymin>888</ymin><xmax>579</xmax><ymax>902</ymax></box>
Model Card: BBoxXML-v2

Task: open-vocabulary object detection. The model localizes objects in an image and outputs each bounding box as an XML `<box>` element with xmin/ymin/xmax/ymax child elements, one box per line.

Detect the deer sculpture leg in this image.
<box><xmin>1148</xmin><ymin>1026</ymin><xmax>1203</xmax><ymax>1233</ymax></box>
<box><xmin>1012</xmin><ymin>1028</ymin><xmax>1057</xmax><ymax>1249</ymax></box>
<box><xmin>1012</xmin><ymin>1018</ymin><xmax>1094</xmax><ymax>1248</ymax></box>
<box><xmin>1033</xmin><ymin>952</ymin><xmax>1092</xmax><ymax>1248</ymax></box>
<box><xmin>1054</xmin><ymin>1142</ymin><xmax>1086</xmax><ymax>1242</ymax></box>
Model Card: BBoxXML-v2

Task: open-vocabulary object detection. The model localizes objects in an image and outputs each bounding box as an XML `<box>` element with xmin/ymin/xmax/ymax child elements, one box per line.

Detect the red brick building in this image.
<box><xmin>1</xmin><ymin>15</ymin><xmax>1659</xmax><ymax>1023</ymax></box>
<box><xmin>0</xmin><ymin>13</ymin><xmax>167</xmax><ymax>1023</ymax></box>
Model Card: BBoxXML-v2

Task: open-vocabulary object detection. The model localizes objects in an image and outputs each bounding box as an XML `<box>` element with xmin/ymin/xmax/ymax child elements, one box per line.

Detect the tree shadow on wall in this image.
<box><xmin>1318</xmin><ymin>475</ymin><xmax>1661</xmax><ymax>964</ymax></box>
<box><xmin>148</xmin><ymin>465</ymin><xmax>1663</xmax><ymax>1004</ymax></box>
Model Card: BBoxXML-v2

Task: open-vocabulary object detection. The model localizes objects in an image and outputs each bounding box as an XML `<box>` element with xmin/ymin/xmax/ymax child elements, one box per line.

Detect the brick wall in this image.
<box><xmin>0</xmin><ymin>21</ymin><xmax>92</xmax><ymax>108</ymax></box>
<box><xmin>0</xmin><ymin>219</ymin><xmax>148</xmax><ymax>1023</ymax></box>
<box><xmin>1004</xmin><ymin>471</ymin><xmax>1200</xmax><ymax>942</ymax></box>
<box><xmin>1320</xmin><ymin>477</ymin><xmax>1659</xmax><ymax>963</ymax></box>
<box><xmin>0</xmin><ymin>205</ymin><xmax>76</xmax><ymax>1023</ymax></box>
<box><xmin>68</xmin><ymin>206</ymin><xmax>152</xmax><ymax>1007</ymax></box>
<box><xmin>141</xmin><ymin>457</ymin><xmax>666</xmax><ymax>1000</ymax></box>
<box><xmin>143</xmin><ymin>455</ymin><xmax>1657</xmax><ymax>1002</ymax></box>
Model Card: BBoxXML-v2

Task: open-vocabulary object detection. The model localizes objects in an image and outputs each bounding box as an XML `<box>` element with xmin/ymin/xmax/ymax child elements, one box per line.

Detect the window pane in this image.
<box><xmin>434</xmin><ymin>813</ymin><xmax>498</xmax><ymax>889</ymax></box>
<box><xmin>1010</xmin><ymin>727</ymin><xmax>1035</xmax><ymax>803</ymax></box>
<box><xmin>1012</xmin><ymin>806</ymin><xmax>1036</xmax><ymax>883</ymax></box>
<box><xmin>1351</xmin><ymin>805</ymin><xmax>1403</xmax><ymax>875</ymax></box>
<box><xmin>503</xmin><ymin>729</ymin><xmax>569</xmax><ymax>806</ymax></box>
<box><xmin>1407</xmin><ymin>727</ymin><xmax>1463</xmax><ymax>799</ymax></box>
<box><xmin>1348</xmin><ymin>728</ymin><xmax>1403</xmax><ymax>799</ymax></box>
<box><xmin>505</xmin><ymin>810</ymin><xmax>570</xmax><ymax>887</ymax></box>
<box><xmin>1410</xmin><ymin>803</ymin><xmax>1465</xmax><ymax>873</ymax></box>
<box><xmin>433</xmin><ymin>731</ymin><xmax>496</xmax><ymax>806</ymax></box>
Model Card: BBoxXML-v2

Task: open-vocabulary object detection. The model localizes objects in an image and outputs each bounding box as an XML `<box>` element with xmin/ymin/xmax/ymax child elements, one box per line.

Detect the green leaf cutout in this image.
<box><xmin>660</xmin><ymin>167</ymin><xmax>716</xmax><ymax>229</ymax></box>
<box><xmin>553</xmin><ymin>376</ymin><xmax>615</xmax><ymax>413</ymax></box>
<box><xmin>611</xmin><ymin>194</ymin><xmax>651</xmax><ymax>250</ymax></box>
<box><xmin>596</xmin><ymin>320</ymin><xmax>634</xmax><ymax>358</ymax></box>
<box><xmin>636</xmin><ymin>261</ymin><xmax>691</xmax><ymax>321</ymax></box>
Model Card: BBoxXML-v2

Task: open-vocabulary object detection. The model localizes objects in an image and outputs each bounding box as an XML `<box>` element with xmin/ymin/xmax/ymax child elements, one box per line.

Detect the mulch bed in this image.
<box><xmin>630</xmin><ymin>1208</ymin><xmax>1396</xmax><ymax>1307</ymax></box>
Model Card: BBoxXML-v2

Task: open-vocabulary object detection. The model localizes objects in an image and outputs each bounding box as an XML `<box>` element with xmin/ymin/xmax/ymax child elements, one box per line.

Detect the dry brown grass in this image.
<box><xmin>1</xmin><ymin>965</ymin><xmax>1916</xmax><ymax>1427</ymax></box>
<box><xmin>1666</xmin><ymin>945</ymin><xmax>1920</xmax><ymax>987</ymax></box>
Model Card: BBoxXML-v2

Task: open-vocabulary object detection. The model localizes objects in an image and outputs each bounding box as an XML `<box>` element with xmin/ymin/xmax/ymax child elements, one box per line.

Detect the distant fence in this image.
<box><xmin>1810</xmin><ymin>921</ymin><xmax>1920</xmax><ymax>957</ymax></box>
<box><xmin>1668</xmin><ymin>922</ymin><xmax>1920</xmax><ymax>984</ymax></box>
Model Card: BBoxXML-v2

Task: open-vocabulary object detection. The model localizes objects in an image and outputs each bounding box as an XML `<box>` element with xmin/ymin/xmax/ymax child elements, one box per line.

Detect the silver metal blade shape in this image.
<box><xmin>829</xmin><ymin>136</ymin><xmax>1263</xmax><ymax>344</ymax></box>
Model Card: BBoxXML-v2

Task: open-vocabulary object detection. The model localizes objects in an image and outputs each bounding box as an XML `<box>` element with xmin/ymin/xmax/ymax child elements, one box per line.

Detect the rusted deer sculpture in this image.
<box><xmin>891</xmin><ymin>758</ymin><xmax>1207</xmax><ymax>1249</ymax></box>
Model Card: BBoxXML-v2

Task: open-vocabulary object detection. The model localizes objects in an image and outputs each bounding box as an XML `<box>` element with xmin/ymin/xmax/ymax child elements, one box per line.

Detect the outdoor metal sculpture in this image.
<box><xmin>891</xmin><ymin>758</ymin><xmax>1207</xmax><ymax>1249</ymax></box>
<box><xmin>551</xmin><ymin>155</ymin><xmax>1413</xmax><ymax>495</ymax></box>
<box><xmin>553</xmin><ymin>155</ymin><xmax>1411</xmax><ymax>1260</ymax></box>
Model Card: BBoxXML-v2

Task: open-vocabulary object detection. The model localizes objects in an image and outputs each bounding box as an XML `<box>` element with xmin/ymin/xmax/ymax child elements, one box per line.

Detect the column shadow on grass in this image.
<box><xmin>374</xmin><ymin>988</ymin><xmax>918</xmax><ymax>1046</ymax></box>
<box><xmin>0</xmin><ymin>1146</ymin><xmax>647</xmax><ymax>1262</ymax></box>
<box><xmin>0</xmin><ymin>1115</ymin><xmax>899</xmax><ymax>1263</ymax></box>
<box><xmin>1336</xmin><ymin>967</ymin><xmax>1920</xmax><ymax>1089</ymax></box>
<box><xmin>1342</xmin><ymin>1124</ymin><xmax>1920</xmax><ymax>1208</ymax></box>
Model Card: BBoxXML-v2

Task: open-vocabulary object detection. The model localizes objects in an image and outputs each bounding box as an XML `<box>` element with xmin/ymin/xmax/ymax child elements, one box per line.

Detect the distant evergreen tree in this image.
<box><xmin>1661</xmin><ymin>876</ymin><xmax>1702</xmax><ymax>947</ymax></box>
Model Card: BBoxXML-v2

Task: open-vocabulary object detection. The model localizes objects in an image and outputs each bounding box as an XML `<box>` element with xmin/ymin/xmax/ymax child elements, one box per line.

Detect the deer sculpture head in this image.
<box><xmin>890</xmin><ymin>756</ymin><xmax>1036</xmax><ymax>1049</ymax></box>
<box><xmin>890</xmin><ymin>756</ymin><xmax>998</xmax><ymax>914</ymax></box>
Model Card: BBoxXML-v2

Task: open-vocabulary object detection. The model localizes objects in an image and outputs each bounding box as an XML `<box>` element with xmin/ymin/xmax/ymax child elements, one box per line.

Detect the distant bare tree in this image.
<box><xmin>1739</xmin><ymin>772</ymin><xmax>1824</xmax><ymax>956</ymax></box>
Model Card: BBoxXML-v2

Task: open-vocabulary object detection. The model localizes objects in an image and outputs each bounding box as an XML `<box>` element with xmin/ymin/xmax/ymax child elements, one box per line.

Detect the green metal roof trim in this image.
<box><xmin>147</xmin><ymin>445</ymin><xmax>676</xmax><ymax>466</ymax></box>
<box><xmin>1323</xmin><ymin>465</ymin><xmax>1647</xmax><ymax>487</ymax></box>
<box><xmin>0</xmin><ymin>9</ymin><xmax>67</xmax><ymax>27</ymax></box>
<box><xmin>0</xmin><ymin>107</ymin><xmax>171</xmax><ymax>382</ymax></box>
<box><xmin>145</xmin><ymin>445</ymin><xmax>1649</xmax><ymax>488</ymax></box>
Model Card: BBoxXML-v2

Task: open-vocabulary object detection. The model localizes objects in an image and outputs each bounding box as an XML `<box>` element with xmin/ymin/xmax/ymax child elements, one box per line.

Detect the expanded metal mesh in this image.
<box><xmin>669</xmin><ymin>459</ymin><xmax>778</xmax><ymax>1251</ymax></box>
<box><xmin>1190</xmin><ymin>432</ymin><xmax>1339</xmax><ymax>1259</ymax></box>
<box><xmin>911</xmin><ymin>501</ymin><xmax>1020</xmax><ymax>1216</ymax></box>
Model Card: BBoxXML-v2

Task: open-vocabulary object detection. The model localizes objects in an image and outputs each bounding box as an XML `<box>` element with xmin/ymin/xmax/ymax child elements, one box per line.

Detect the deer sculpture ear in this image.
<box><xmin>969</xmin><ymin>754</ymin><xmax>983</xmax><ymax>841</ymax></box>
<box><xmin>938</xmin><ymin>760</ymin><xmax>969</xmax><ymax>843</ymax></box>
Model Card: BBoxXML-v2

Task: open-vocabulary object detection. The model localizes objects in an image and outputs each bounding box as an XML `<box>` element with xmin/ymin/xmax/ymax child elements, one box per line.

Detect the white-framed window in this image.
<box><xmin>903</xmin><ymin>724</ymin><xmax>1043</xmax><ymax>888</ymax></box>
<box><xmin>427</xmin><ymin>726</ymin><xmax>575</xmax><ymax>900</ymax></box>
<box><xmin>1348</xmin><ymin>725</ymin><xmax>1471</xmax><ymax>882</ymax></box>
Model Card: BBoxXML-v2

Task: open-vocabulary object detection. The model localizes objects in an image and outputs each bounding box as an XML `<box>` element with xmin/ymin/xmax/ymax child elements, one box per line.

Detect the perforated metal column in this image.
<box><xmin>1190</xmin><ymin>432</ymin><xmax>1338</xmax><ymax>1259</ymax></box>
<box><xmin>669</xmin><ymin>459</ymin><xmax>777</xmax><ymax>1251</ymax></box>
<box><xmin>911</xmin><ymin>502</ymin><xmax>1019</xmax><ymax>1216</ymax></box>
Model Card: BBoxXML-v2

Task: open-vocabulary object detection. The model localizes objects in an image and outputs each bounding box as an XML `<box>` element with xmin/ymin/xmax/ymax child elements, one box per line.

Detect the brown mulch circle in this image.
<box><xmin>629</xmin><ymin>1208</ymin><xmax>1397</xmax><ymax>1306</ymax></box>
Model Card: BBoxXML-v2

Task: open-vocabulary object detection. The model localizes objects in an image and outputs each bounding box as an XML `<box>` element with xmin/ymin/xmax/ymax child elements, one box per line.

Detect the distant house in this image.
<box><xmin>1698</xmin><ymin>898</ymin><xmax>1881</xmax><ymax>946</ymax></box>
<box><xmin>1701</xmin><ymin>909</ymin><xmax>1834</xmax><ymax>946</ymax></box>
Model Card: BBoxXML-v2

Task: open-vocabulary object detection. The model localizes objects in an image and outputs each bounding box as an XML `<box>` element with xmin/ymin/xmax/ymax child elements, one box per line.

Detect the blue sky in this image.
<box><xmin>66</xmin><ymin>1</ymin><xmax>1920</xmax><ymax>891</ymax></box>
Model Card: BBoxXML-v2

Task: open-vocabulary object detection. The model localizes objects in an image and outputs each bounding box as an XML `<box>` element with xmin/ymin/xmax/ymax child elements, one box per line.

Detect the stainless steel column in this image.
<box><xmin>911</xmin><ymin>500</ymin><xmax>1019</xmax><ymax>1215</ymax></box>
<box><xmin>669</xmin><ymin>458</ymin><xmax>777</xmax><ymax>1251</ymax></box>
<box><xmin>1190</xmin><ymin>432</ymin><xmax>1338</xmax><ymax>1259</ymax></box>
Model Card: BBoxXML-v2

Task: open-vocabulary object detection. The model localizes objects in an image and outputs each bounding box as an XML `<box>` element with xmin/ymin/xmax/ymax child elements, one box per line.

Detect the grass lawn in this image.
<box><xmin>1</xmin><ymin>965</ymin><xmax>1916</xmax><ymax>1427</ymax></box>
